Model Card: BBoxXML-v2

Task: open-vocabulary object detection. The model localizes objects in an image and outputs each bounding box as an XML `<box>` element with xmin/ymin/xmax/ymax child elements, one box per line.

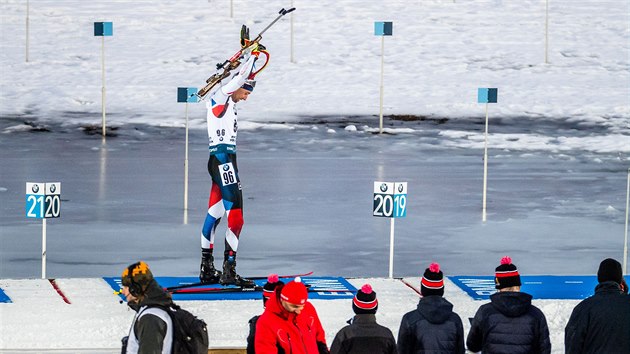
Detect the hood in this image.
<box><xmin>264</xmin><ymin>286</ymin><xmax>296</xmax><ymax>322</ymax></box>
<box><xmin>416</xmin><ymin>296</ymin><xmax>454</xmax><ymax>324</ymax></box>
<box><xmin>489</xmin><ymin>291</ymin><xmax>532</xmax><ymax>317</ymax></box>
<box><xmin>595</xmin><ymin>281</ymin><xmax>622</xmax><ymax>294</ymax></box>
<box><xmin>128</xmin><ymin>279</ymin><xmax>172</xmax><ymax>311</ymax></box>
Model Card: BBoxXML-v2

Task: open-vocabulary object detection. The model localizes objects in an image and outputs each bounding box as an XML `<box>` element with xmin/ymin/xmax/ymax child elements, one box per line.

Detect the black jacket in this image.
<box><xmin>466</xmin><ymin>291</ymin><xmax>551</xmax><ymax>354</ymax></box>
<box><xmin>397</xmin><ymin>296</ymin><xmax>465</xmax><ymax>354</ymax></box>
<box><xmin>330</xmin><ymin>314</ymin><xmax>397</xmax><ymax>354</ymax></box>
<box><xmin>565</xmin><ymin>281</ymin><xmax>630</xmax><ymax>354</ymax></box>
<box><xmin>127</xmin><ymin>279</ymin><xmax>173</xmax><ymax>354</ymax></box>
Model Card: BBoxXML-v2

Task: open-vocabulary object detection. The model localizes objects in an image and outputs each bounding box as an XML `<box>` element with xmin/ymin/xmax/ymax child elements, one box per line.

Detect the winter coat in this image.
<box><xmin>330</xmin><ymin>314</ymin><xmax>397</xmax><ymax>354</ymax></box>
<box><xmin>466</xmin><ymin>291</ymin><xmax>551</xmax><ymax>354</ymax></box>
<box><xmin>246</xmin><ymin>314</ymin><xmax>259</xmax><ymax>354</ymax></box>
<box><xmin>565</xmin><ymin>281</ymin><xmax>630</xmax><ymax>354</ymax></box>
<box><xmin>249</xmin><ymin>300</ymin><xmax>329</xmax><ymax>354</ymax></box>
<box><xmin>125</xmin><ymin>279</ymin><xmax>174</xmax><ymax>354</ymax></box>
<box><xmin>255</xmin><ymin>290</ymin><xmax>321</xmax><ymax>354</ymax></box>
<box><xmin>397</xmin><ymin>296</ymin><xmax>465</xmax><ymax>354</ymax></box>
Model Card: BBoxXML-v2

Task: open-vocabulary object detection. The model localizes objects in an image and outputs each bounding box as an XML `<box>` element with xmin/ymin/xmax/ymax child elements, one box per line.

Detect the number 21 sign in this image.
<box><xmin>26</xmin><ymin>182</ymin><xmax>61</xmax><ymax>218</ymax></box>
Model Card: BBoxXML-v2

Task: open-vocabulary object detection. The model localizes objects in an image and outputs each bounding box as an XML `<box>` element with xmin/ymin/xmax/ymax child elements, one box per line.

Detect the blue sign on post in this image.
<box><xmin>477</xmin><ymin>88</ymin><xmax>498</xmax><ymax>103</ymax></box>
<box><xmin>94</xmin><ymin>22</ymin><xmax>113</xmax><ymax>36</ymax></box>
<box><xmin>177</xmin><ymin>87</ymin><xmax>198</xmax><ymax>103</ymax></box>
<box><xmin>374</xmin><ymin>21</ymin><xmax>393</xmax><ymax>36</ymax></box>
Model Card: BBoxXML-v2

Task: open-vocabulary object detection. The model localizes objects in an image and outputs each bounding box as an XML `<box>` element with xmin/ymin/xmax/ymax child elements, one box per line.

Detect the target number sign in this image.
<box><xmin>373</xmin><ymin>182</ymin><xmax>407</xmax><ymax>218</ymax></box>
<box><xmin>25</xmin><ymin>182</ymin><xmax>61</xmax><ymax>218</ymax></box>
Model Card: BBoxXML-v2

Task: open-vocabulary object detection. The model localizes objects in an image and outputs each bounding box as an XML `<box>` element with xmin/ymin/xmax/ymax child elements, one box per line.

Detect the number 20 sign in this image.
<box><xmin>26</xmin><ymin>182</ymin><xmax>61</xmax><ymax>218</ymax></box>
<box><xmin>373</xmin><ymin>182</ymin><xmax>407</xmax><ymax>218</ymax></box>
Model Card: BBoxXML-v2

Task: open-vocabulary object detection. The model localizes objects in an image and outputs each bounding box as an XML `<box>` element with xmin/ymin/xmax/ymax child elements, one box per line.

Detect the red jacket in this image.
<box><xmin>255</xmin><ymin>290</ymin><xmax>321</xmax><ymax>354</ymax></box>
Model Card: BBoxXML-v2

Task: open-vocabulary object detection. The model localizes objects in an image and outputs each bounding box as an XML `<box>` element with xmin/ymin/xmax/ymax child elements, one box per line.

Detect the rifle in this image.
<box><xmin>195</xmin><ymin>7</ymin><xmax>296</xmax><ymax>99</ymax></box>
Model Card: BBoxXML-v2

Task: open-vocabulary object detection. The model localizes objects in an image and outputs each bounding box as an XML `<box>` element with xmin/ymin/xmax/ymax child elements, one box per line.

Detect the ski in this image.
<box><xmin>171</xmin><ymin>286</ymin><xmax>354</xmax><ymax>295</ymax></box>
<box><xmin>165</xmin><ymin>271</ymin><xmax>314</xmax><ymax>292</ymax></box>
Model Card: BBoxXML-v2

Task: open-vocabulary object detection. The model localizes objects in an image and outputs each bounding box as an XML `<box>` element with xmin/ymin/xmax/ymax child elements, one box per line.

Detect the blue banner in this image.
<box><xmin>104</xmin><ymin>276</ymin><xmax>356</xmax><ymax>302</ymax></box>
<box><xmin>450</xmin><ymin>275</ymin><xmax>629</xmax><ymax>300</ymax></box>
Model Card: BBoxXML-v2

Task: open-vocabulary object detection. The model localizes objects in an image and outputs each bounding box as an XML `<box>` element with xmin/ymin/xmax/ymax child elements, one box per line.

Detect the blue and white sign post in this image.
<box><xmin>94</xmin><ymin>22</ymin><xmax>113</xmax><ymax>139</ymax></box>
<box><xmin>373</xmin><ymin>181</ymin><xmax>407</xmax><ymax>278</ymax></box>
<box><xmin>374</xmin><ymin>21</ymin><xmax>393</xmax><ymax>134</ymax></box>
<box><xmin>177</xmin><ymin>87</ymin><xmax>198</xmax><ymax>222</ymax></box>
<box><xmin>26</xmin><ymin>182</ymin><xmax>61</xmax><ymax>279</ymax></box>
<box><xmin>478</xmin><ymin>88</ymin><xmax>498</xmax><ymax>222</ymax></box>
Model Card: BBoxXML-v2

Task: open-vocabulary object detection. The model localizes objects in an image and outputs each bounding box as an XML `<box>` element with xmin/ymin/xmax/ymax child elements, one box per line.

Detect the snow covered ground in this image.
<box><xmin>0</xmin><ymin>0</ymin><xmax>628</xmax><ymax>351</ymax></box>
<box><xmin>0</xmin><ymin>277</ymin><xmax>580</xmax><ymax>353</ymax></box>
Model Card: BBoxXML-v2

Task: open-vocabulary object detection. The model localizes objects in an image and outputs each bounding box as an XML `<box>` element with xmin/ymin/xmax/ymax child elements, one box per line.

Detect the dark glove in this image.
<box><xmin>240</xmin><ymin>25</ymin><xmax>250</xmax><ymax>48</ymax></box>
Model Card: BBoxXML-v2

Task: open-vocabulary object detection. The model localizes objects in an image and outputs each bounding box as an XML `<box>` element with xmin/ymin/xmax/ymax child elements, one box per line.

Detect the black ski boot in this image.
<box><xmin>220</xmin><ymin>255</ymin><xmax>255</xmax><ymax>288</ymax></box>
<box><xmin>199</xmin><ymin>252</ymin><xmax>221</xmax><ymax>284</ymax></box>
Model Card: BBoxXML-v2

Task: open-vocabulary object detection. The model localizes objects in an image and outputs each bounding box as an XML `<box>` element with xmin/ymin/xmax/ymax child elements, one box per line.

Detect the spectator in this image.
<box><xmin>120</xmin><ymin>261</ymin><xmax>174</xmax><ymax>354</ymax></box>
<box><xmin>255</xmin><ymin>278</ymin><xmax>327</xmax><ymax>354</ymax></box>
<box><xmin>330</xmin><ymin>284</ymin><xmax>397</xmax><ymax>354</ymax></box>
<box><xmin>397</xmin><ymin>263</ymin><xmax>464</xmax><ymax>354</ymax></box>
<box><xmin>466</xmin><ymin>256</ymin><xmax>551</xmax><ymax>354</ymax></box>
<box><xmin>246</xmin><ymin>274</ymin><xmax>284</xmax><ymax>354</ymax></box>
<box><xmin>565</xmin><ymin>258</ymin><xmax>630</xmax><ymax>353</ymax></box>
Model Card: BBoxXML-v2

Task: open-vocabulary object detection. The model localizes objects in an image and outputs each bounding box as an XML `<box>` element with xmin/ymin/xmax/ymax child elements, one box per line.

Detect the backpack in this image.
<box><xmin>154</xmin><ymin>303</ymin><xmax>209</xmax><ymax>354</ymax></box>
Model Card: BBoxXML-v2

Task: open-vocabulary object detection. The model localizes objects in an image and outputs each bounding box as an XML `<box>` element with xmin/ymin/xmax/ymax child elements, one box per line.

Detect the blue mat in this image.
<box><xmin>450</xmin><ymin>275</ymin><xmax>630</xmax><ymax>300</ymax></box>
<box><xmin>0</xmin><ymin>287</ymin><xmax>11</xmax><ymax>303</ymax></box>
<box><xmin>104</xmin><ymin>276</ymin><xmax>356</xmax><ymax>302</ymax></box>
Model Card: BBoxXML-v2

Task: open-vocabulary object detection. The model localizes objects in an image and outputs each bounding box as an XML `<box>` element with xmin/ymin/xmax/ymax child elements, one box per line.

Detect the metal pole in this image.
<box><xmin>482</xmin><ymin>103</ymin><xmax>489</xmax><ymax>222</ymax></box>
<box><xmin>26</xmin><ymin>0</ymin><xmax>29</xmax><ymax>62</ymax></box>
<box><xmin>389</xmin><ymin>217</ymin><xmax>395</xmax><ymax>278</ymax></box>
<box><xmin>379</xmin><ymin>35</ymin><xmax>385</xmax><ymax>134</ymax></box>
<box><xmin>184</xmin><ymin>103</ymin><xmax>189</xmax><ymax>212</ymax></box>
<box><xmin>290</xmin><ymin>0</ymin><xmax>295</xmax><ymax>63</ymax></box>
<box><xmin>42</xmin><ymin>218</ymin><xmax>46</xmax><ymax>279</ymax></box>
<box><xmin>101</xmin><ymin>35</ymin><xmax>106</xmax><ymax>139</ymax></box>
<box><xmin>545</xmin><ymin>0</ymin><xmax>549</xmax><ymax>64</ymax></box>
<box><xmin>624</xmin><ymin>167</ymin><xmax>629</xmax><ymax>275</ymax></box>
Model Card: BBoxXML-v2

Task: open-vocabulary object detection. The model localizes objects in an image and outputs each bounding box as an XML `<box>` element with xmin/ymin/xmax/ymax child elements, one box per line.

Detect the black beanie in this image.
<box><xmin>597</xmin><ymin>258</ymin><xmax>622</xmax><ymax>284</ymax></box>
<box><xmin>262</xmin><ymin>274</ymin><xmax>284</xmax><ymax>306</ymax></box>
<box><xmin>495</xmin><ymin>256</ymin><xmax>521</xmax><ymax>290</ymax></box>
<box><xmin>352</xmin><ymin>284</ymin><xmax>378</xmax><ymax>315</ymax></box>
<box><xmin>421</xmin><ymin>263</ymin><xmax>445</xmax><ymax>297</ymax></box>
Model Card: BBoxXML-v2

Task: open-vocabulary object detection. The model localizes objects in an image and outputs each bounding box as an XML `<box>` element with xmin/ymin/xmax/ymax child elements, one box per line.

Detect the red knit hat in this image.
<box><xmin>280</xmin><ymin>278</ymin><xmax>308</xmax><ymax>305</ymax></box>
<box><xmin>495</xmin><ymin>256</ymin><xmax>521</xmax><ymax>289</ymax></box>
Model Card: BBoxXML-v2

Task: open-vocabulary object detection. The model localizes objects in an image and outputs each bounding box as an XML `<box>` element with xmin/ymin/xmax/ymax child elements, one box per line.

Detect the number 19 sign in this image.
<box><xmin>26</xmin><ymin>182</ymin><xmax>61</xmax><ymax>279</ymax></box>
<box><xmin>373</xmin><ymin>182</ymin><xmax>407</xmax><ymax>218</ymax></box>
<box><xmin>373</xmin><ymin>181</ymin><xmax>407</xmax><ymax>278</ymax></box>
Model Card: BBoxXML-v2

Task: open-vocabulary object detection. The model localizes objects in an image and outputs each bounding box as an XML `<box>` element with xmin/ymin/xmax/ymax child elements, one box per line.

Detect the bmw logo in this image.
<box><xmin>223</xmin><ymin>165</ymin><xmax>230</xmax><ymax>171</ymax></box>
<box><xmin>32</xmin><ymin>184</ymin><xmax>39</xmax><ymax>193</ymax></box>
<box><xmin>398</xmin><ymin>184</ymin><xmax>404</xmax><ymax>193</ymax></box>
<box><xmin>380</xmin><ymin>183</ymin><xmax>388</xmax><ymax>193</ymax></box>
<box><xmin>50</xmin><ymin>184</ymin><xmax>57</xmax><ymax>193</ymax></box>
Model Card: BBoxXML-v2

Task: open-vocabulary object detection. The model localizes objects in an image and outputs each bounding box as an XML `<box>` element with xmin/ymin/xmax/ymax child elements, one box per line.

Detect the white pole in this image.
<box><xmin>482</xmin><ymin>103</ymin><xmax>489</xmax><ymax>222</ymax></box>
<box><xmin>379</xmin><ymin>35</ymin><xmax>385</xmax><ymax>134</ymax></box>
<box><xmin>290</xmin><ymin>0</ymin><xmax>295</xmax><ymax>63</ymax></box>
<box><xmin>101</xmin><ymin>35</ymin><xmax>106</xmax><ymax>139</ymax></box>
<box><xmin>25</xmin><ymin>0</ymin><xmax>29</xmax><ymax>62</ymax></box>
<box><xmin>389</xmin><ymin>217</ymin><xmax>395</xmax><ymax>278</ymax></box>
<box><xmin>545</xmin><ymin>0</ymin><xmax>549</xmax><ymax>64</ymax></box>
<box><xmin>624</xmin><ymin>167</ymin><xmax>629</xmax><ymax>275</ymax></box>
<box><xmin>41</xmin><ymin>218</ymin><xmax>47</xmax><ymax>279</ymax></box>
<box><xmin>184</xmin><ymin>103</ymin><xmax>189</xmax><ymax>212</ymax></box>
